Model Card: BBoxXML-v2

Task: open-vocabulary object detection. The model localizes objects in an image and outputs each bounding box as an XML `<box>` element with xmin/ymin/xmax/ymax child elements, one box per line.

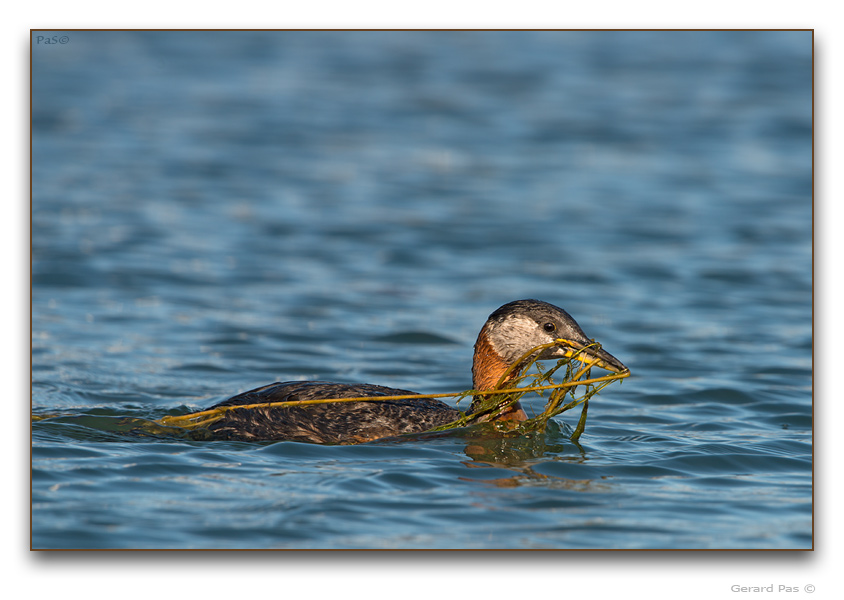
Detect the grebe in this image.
<box><xmin>204</xmin><ymin>299</ymin><xmax>627</xmax><ymax>444</ymax></box>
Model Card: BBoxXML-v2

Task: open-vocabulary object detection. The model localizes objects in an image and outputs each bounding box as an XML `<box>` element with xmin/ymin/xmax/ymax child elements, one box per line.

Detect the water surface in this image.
<box><xmin>32</xmin><ymin>30</ymin><xmax>812</xmax><ymax>549</ymax></box>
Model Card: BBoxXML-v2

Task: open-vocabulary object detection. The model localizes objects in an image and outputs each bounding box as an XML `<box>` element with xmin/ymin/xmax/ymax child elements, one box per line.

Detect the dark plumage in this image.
<box><xmin>206</xmin><ymin>381</ymin><xmax>459</xmax><ymax>444</ymax></box>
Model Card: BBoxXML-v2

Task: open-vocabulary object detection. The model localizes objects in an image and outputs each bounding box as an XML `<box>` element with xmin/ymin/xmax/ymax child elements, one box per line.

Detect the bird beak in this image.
<box><xmin>556</xmin><ymin>338</ymin><xmax>628</xmax><ymax>373</ymax></box>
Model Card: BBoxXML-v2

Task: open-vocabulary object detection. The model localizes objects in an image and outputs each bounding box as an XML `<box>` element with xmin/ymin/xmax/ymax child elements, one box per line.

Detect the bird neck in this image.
<box><xmin>471</xmin><ymin>327</ymin><xmax>527</xmax><ymax>422</ymax></box>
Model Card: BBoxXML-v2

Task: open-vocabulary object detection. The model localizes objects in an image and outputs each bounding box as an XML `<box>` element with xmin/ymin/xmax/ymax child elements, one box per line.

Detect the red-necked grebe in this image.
<box><xmin>204</xmin><ymin>299</ymin><xmax>626</xmax><ymax>444</ymax></box>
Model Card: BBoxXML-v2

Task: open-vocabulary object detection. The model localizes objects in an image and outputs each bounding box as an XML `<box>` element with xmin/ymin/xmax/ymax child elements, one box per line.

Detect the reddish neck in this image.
<box><xmin>471</xmin><ymin>328</ymin><xmax>527</xmax><ymax>422</ymax></box>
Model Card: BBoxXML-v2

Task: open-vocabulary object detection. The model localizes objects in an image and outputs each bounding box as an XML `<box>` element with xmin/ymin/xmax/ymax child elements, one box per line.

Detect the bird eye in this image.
<box><xmin>543</xmin><ymin>322</ymin><xmax>556</xmax><ymax>333</ymax></box>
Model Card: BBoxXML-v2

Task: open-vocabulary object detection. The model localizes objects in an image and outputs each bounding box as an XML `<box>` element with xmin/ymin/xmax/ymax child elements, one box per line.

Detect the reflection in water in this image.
<box><xmin>460</xmin><ymin>464</ymin><xmax>611</xmax><ymax>492</ymax></box>
<box><xmin>457</xmin><ymin>420</ymin><xmax>597</xmax><ymax>488</ymax></box>
<box><xmin>460</xmin><ymin>419</ymin><xmax>576</xmax><ymax>463</ymax></box>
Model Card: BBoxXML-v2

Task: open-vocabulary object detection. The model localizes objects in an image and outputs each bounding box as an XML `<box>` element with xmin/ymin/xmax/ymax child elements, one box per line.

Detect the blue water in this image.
<box><xmin>31</xmin><ymin>30</ymin><xmax>812</xmax><ymax>549</ymax></box>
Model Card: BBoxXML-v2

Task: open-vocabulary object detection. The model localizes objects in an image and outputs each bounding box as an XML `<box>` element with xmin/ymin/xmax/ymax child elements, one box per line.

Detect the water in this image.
<box><xmin>31</xmin><ymin>31</ymin><xmax>812</xmax><ymax>549</ymax></box>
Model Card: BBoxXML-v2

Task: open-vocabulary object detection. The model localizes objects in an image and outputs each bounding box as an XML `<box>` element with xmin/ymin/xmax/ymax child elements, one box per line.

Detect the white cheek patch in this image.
<box><xmin>488</xmin><ymin>314</ymin><xmax>551</xmax><ymax>363</ymax></box>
